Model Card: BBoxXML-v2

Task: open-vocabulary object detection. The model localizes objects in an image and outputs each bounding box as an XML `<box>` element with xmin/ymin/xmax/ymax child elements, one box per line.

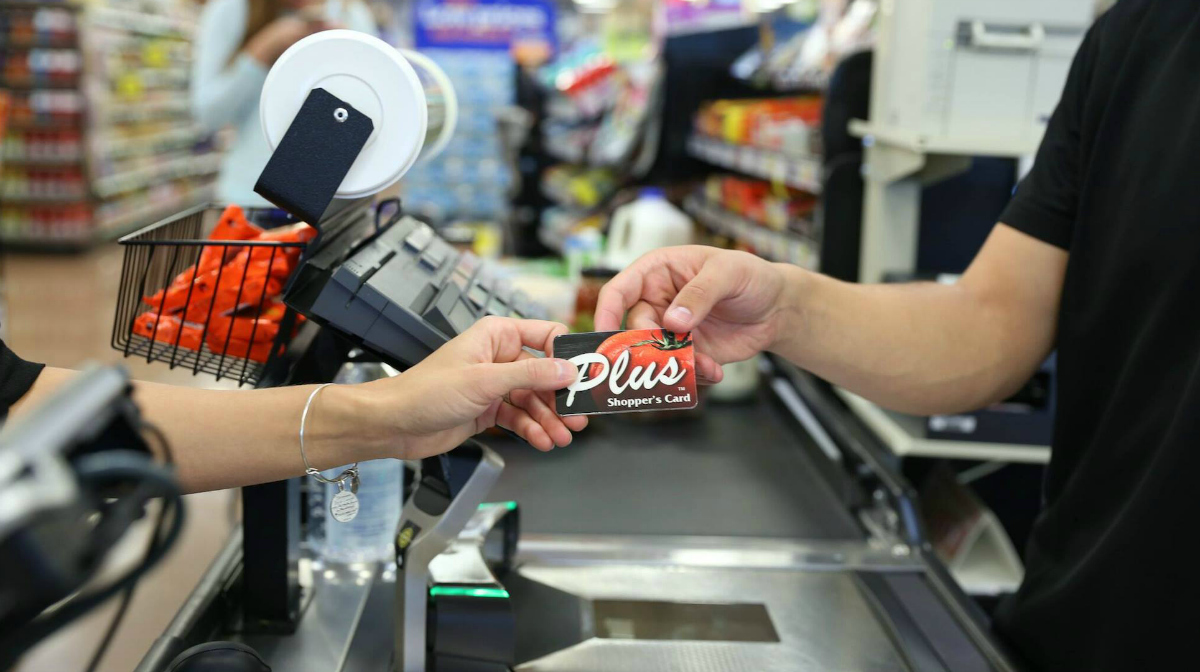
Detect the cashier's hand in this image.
<box><xmin>368</xmin><ymin>317</ymin><xmax>588</xmax><ymax>458</ymax></box>
<box><xmin>595</xmin><ymin>246</ymin><xmax>787</xmax><ymax>384</ymax></box>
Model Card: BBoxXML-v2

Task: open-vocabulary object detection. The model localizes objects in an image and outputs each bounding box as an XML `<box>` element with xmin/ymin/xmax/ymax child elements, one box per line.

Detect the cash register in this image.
<box><xmin>130</xmin><ymin>30</ymin><xmax>1022</xmax><ymax>672</ymax></box>
<box><xmin>285</xmin><ymin>214</ymin><xmax>545</xmax><ymax>369</ymax></box>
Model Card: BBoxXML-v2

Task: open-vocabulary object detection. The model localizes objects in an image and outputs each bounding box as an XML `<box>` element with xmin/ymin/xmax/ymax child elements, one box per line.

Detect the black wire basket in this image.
<box><xmin>112</xmin><ymin>203</ymin><xmax>315</xmax><ymax>387</ymax></box>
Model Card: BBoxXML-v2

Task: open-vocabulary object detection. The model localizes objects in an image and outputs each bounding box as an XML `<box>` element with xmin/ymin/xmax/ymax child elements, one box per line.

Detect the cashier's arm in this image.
<box><xmin>596</xmin><ymin>225</ymin><xmax>1067</xmax><ymax>416</ymax></box>
<box><xmin>9</xmin><ymin>318</ymin><xmax>586</xmax><ymax>493</ymax></box>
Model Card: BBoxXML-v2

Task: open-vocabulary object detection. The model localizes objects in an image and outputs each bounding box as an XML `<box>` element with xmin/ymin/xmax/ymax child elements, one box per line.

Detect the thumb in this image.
<box><xmin>477</xmin><ymin>357</ymin><xmax>578</xmax><ymax>398</ymax></box>
<box><xmin>663</xmin><ymin>263</ymin><xmax>736</xmax><ymax>332</ymax></box>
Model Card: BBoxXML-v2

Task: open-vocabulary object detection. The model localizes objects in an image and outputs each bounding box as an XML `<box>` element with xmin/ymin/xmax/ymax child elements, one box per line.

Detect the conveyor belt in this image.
<box><xmin>485</xmin><ymin>385</ymin><xmax>861</xmax><ymax>540</ymax></box>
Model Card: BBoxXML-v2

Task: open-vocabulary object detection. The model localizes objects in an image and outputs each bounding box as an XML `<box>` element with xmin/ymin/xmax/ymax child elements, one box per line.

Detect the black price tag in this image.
<box><xmin>255</xmin><ymin>88</ymin><xmax>374</xmax><ymax>225</ymax></box>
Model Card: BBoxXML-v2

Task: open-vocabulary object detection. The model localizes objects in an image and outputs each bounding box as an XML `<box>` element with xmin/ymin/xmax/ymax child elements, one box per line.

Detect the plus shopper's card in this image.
<box><xmin>554</xmin><ymin>329</ymin><xmax>698</xmax><ymax>416</ymax></box>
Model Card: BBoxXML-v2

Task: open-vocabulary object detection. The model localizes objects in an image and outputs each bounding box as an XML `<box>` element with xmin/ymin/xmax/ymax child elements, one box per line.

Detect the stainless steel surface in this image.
<box><xmin>771</xmin><ymin>377</ymin><xmax>843</xmax><ymax>464</ymax></box>
<box><xmin>231</xmin><ymin>535</ymin><xmax>1006</xmax><ymax>672</ymax></box>
<box><xmin>236</xmin><ymin>560</ymin><xmax>377</xmax><ymax>671</ymax></box>
<box><xmin>592</xmin><ymin>600</ymin><xmax>780</xmax><ymax>642</ymax></box>
<box><xmin>516</xmin><ymin>534</ymin><xmax>922</xmax><ymax>572</ymax></box>
<box><xmin>138</xmin><ymin>374</ymin><xmax>1014</xmax><ymax>672</ymax></box>
<box><xmin>513</xmin><ymin>563</ymin><xmax>908</xmax><ymax>672</ymax></box>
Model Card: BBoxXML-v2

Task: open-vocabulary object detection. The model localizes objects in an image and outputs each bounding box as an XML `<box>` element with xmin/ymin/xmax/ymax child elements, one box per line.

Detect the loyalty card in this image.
<box><xmin>554</xmin><ymin>329</ymin><xmax>698</xmax><ymax>416</ymax></box>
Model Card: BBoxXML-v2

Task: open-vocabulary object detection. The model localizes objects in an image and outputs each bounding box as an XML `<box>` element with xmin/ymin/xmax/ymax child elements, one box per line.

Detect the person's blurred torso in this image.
<box><xmin>206</xmin><ymin>0</ymin><xmax>376</xmax><ymax>207</ymax></box>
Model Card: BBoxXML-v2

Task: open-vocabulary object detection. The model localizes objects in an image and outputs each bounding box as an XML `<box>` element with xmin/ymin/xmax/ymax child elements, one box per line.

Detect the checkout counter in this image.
<box><xmin>104</xmin><ymin>29</ymin><xmax>1021</xmax><ymax>672</ymax></box>
<box><xmin>132</xmin><ymin>339</ymin><xmax>1017</xmax><ymax>672</ymax></box>
<box><xmin>118</xmin><ymin>198</ymin><xmax>1018</xmax><ymax>672</ymax></box>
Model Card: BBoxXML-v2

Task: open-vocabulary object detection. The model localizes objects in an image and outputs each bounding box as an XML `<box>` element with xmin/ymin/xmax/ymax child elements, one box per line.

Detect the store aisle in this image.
<box><xmin>1</xmin><ymin>245</ymin><xmax>239</xmax><ymax>672</ymax></box>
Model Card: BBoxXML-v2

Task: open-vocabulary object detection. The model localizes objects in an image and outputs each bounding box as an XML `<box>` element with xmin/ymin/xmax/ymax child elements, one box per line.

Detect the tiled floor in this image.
<box><xmin>2</xmin><ymin>246</ymin><xmax>240</xmax><ymax>672</ymax></box>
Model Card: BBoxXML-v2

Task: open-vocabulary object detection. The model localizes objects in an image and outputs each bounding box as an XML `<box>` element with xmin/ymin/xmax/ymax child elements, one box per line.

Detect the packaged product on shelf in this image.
<box><xmin>2</xmin><ymin>128</ymin><xmax>82</xmax><ymax>162</ymax></box>
<box><xmin>705</xmin><ymin>174</ymin><xmax>817</xmax><ymax>232</ymax></box>
<box><xmin>542</xmin><ymin>164</ymin><xmax>618</xmax><ymax>210</ymax></box>
<box><xmin>1</xmin><ymin>0</ymin><xmax>211</xmax><ymax>247</ymax></box>
<box><xmin>695</xmin><ymin>97</ymin><xmax>824</xmax><ymax>154</ymax></box>
<box><xmin>0</xmin><ymin>6</ymin><xmax>77</xmax><ymax>48</ymax></box>
<box><xmin>5</xmin><ymin>90</ymin><xmax>83</xmax><ymax>128</ymax></box>
<box><xmin>0</xmin><ymin>92</ymin><xmax>9</xmax><ymax>167</ymax></box>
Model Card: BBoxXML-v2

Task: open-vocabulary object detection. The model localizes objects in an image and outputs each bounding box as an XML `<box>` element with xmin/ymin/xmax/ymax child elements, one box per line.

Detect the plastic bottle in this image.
<box><xmin>321</xmin><ymin>458</ymin><xmax>403</xmax><ymax>563</ymax></box>
<box><xmin>605</xmin><ymin>188</ymin><xmax>694</xmax><ymax>270</ymax></box>
<box><xmin>314</xmin><ymin>360</ymin><xmax>404</xmax><ymax>564</ymax></box>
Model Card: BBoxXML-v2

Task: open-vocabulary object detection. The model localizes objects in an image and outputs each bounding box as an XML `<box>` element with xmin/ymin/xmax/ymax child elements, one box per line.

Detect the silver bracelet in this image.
<box><xmin>299</xmin><ymin>383</ymin><xmax>358</xmax><ymax>485</ymax></box>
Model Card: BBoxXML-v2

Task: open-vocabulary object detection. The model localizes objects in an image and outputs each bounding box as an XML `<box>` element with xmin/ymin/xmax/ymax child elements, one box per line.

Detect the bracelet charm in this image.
<box><xmin>299</xmin><ymin>383</ymin><xmax>361</xmax><ymax>523</ymax></box>
<box><xmin>329</xmin><ymin>474</ymin><xmax>360</xmax><ymax>523</ymax></box>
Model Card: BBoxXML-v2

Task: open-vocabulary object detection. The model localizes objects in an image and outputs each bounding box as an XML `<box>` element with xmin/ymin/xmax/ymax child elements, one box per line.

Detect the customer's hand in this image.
<box><xmin>244</xmin><ymin>17</ymin><xmax>320</xmax><ymax>66</ymax></box>
<box><xmin>595</xmin><ymin>246</ymin><xmax>789</xmax><ymax>384</ymax></box>
<box><xmin>359</xmin><ymin>317</ymin><xmax>587</xmax><ymax>460</ymax></box>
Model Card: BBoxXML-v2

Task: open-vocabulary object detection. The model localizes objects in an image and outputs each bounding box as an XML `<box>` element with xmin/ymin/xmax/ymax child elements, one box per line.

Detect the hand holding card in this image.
<box><xmin>555</xmin><ymin>330</ymin><xmax>699</xmax><ymax>416</ymax></box>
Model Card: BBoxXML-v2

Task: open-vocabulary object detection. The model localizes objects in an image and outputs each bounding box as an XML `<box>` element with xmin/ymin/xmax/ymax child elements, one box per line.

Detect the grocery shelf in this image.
<box><xmin>5</xmin><ymin>118</ymin><xmax>84</xmax><ymax>131</ymax></box>
<box><xmin>0</xmin><ymin>38</ymin><xmax>79</xmax><ymax>49</ymax></box>
<box><xmin>90</xmin><ymin>6</ymin><xmax>193</xmax><ymax>39</ymax></box>
<box><xmin>772</xmin><ymin>71</ymin><xmax>832</xmax><ymax>94</ymax></box>
<box><xmin>93</xmin><ymin>151</ymin><xmax>220</xmax><ymax>198</ymax></box>
<box><xmin>689</xmin><ymin>135</ymin><xmax>823</xmax><ymax>194</ymax></box>
<box><xmin>1</xmin><ymin>190</ymin><xmax>210</xmax><ymax>253</ymax></box>
<box><xmin>1</xmin><ymin>0</ymin><xmax>205</xmax><ymax>254</ymax></box>
<box><xmin>835</xmin><ymin>388</ymin><xmax>1051</xmax><ymax>464</ymax></box>
<box><xmin>537</xmin><ymin>205</ymin><xmax>603</xmax><ymax>256</ymax></box>
<box><xmin>1</xmin><ymin>221</ymin><xmax>131</xmax><ymax>253</ymax></box>
<box><xmin>0</xmin><ymin>194</ymin><xmax>87</xmax><ymax>205</ymax></box>
<box><xmin>0</xmin><ymin>79</ymin><xmax>80</xmax><ymax>90</ymax></box>
<box><xmin>0</xmin><ymin>155</ymin><xmax>83</xmax><ymax>166</ymax></box>
<box><xmin>0</xmin><ymin>236</ymin><xmax>93</xmax><ymax>253</ymax></box>
<box><xmin>0</xmin><ymin>1</ymin><xmax>82</xmax><ymax>9</ymax></box>
<box><xmin>540</xmin><ymin>183</ymin><xmax>609</xmax><ymax>214</ymax></box>
<box><xmin>97</xmin><ymin>188</ymin><xmax>211</xmax><ymax>235</ymax></box>
<box><xmin>96</xmin><ymin>99</ymin><xmax>189</xmax><ymax>125</ymax></box>
<box><xmin>95</xmin><ymin>125</ymin><xmax>206</xmax><ymax>162</ymax></box>
<box><xmin>684</xmin><ymin>194</ymin><xmax>820</xmax><ymax>270</ymax></box>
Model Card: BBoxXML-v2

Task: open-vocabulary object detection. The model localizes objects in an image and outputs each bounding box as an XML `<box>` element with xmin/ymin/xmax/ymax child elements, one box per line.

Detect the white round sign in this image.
<box><xmin>260</xmin><ymin>30</ymin><xmax>429</xmax><ymax>199</ymax></box>
<box><xmin>399</xmin><ymin>48</ymin><xmax>458</xmax><ymax>163</ymax></box>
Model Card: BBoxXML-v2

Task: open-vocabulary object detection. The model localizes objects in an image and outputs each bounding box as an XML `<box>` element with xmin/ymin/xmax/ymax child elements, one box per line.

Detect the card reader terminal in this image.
<box><xmin>286</xmin><ymin>214</ymin><xmax>547</xmax><ymax>368</ymax></box>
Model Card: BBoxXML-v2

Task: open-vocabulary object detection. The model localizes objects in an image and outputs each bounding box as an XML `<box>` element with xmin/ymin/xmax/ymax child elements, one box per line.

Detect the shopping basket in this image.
<box><xmin>111</xmin><ymin>204</ymin><xmax>314</xmax><ymax>387</ymax></box>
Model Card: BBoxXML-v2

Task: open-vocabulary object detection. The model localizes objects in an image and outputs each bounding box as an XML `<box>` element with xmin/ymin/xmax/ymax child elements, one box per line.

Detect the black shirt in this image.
<box><xmin>0</xmin><ymin>337</ymin><xmax>44</xmax><ymax>421</ymax></box>
<box><xmin>995</xmin><ymin>2</ymin><xmax>1200</xmax><ymax>670</ymax></box>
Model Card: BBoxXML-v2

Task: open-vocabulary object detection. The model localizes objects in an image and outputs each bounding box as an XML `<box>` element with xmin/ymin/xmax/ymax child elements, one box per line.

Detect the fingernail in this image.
<box><xmin>554</xmin><ymin>359</ymin><xmax>576</xmax><ymax>381</ymax></box>
<box><xmin>666</xmin><ymin>306</ymin><xmax>692</xmax><ymax>326</ymax></box>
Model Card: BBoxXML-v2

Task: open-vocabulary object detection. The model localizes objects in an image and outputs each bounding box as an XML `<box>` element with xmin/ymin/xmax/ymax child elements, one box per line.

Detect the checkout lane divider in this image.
<box><xmin>770</xmin><ymin>376</ymin><xmax>844</xmax><ymax>464</ymax></box>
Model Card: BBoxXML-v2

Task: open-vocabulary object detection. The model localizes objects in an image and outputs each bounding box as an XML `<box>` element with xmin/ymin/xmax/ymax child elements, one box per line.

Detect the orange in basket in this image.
<box><xmin>132</xmin><ymin>313</ymin><xmax>204</xmax><ymax>351</ymax></box>
<box><xmin>133</xmin><ymin>206</ymin><xmax>315</xmax><ymax>366</ymax></box>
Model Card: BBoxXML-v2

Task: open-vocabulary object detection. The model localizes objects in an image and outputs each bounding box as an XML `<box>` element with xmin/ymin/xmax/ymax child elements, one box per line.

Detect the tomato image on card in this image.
<box><xmin>554</xmin><ymin>329</ymin><xmax>698</xmax><ymax>416</ymax></box>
